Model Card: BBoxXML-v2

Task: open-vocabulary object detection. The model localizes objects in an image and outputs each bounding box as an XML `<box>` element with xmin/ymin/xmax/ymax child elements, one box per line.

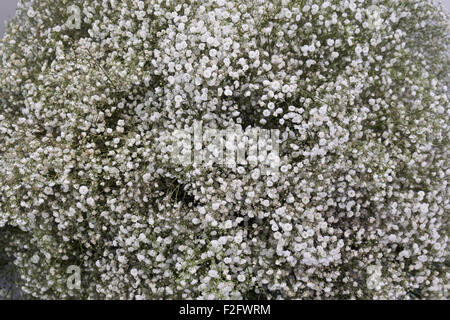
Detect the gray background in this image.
<box><xmin>1</xmin><ymin>0</ymin><xmax>450</xmax><ymax>37</ymax></box>
<box><xmin>1</xmin><ymin>0</ymin><xmax>19</xmax><ymax>37</ymax></box>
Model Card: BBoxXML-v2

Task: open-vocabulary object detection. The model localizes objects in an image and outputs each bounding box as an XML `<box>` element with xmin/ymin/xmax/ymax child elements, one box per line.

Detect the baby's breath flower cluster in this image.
<box><xmin>0</xmin><ymin>0</ymin><xmax>449</xmax><ymax>299</ymax></box>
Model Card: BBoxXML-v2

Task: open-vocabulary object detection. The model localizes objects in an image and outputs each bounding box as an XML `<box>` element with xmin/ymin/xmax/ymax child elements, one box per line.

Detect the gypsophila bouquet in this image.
<box><xmin>0</xmin><ymin>0</ymin><xmax>449</xmax><ymax>300</ymax></box>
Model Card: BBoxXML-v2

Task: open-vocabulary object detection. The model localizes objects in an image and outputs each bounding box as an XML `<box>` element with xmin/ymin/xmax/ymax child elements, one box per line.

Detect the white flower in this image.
<box><xmin>79</xmin><ymin>186</ymin><xmax>89</xmax><ymax>195</ymax></box>
<box><xmin>31</xmin><ymin>254</ymin><xmax>40</xmax><ymax>264</ymax></box>
<box><xmin>203</xmin><ymin>68</ymin><xmax>212</xmax><ymax>79</ymax></box>
<box><xmin>0</xmin><ymin>0</ymin><xmax>447</xmax><ymax>301</ymax></box>
<box><xmin>208</xmin><ymin>270</ymin><xmax>219</xmax><ymax>278</ymax></box>
<box><xmin>86</xmin><ymin>197</ymin><xmax>95</xmax><ymax>206</ymax></box>
<box><xmin>224</xmin><ymin>220</ymin><xmax>232</xmax><ymax>229</ymax></box>
<box><xmin>27</xmin><ymin>9</ymin><xmax>36</xmax><ymax>18</ymax></box>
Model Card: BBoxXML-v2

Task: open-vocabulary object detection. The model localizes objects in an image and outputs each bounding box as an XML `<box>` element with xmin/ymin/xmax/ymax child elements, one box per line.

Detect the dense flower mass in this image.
<box><xmin>0</xmin><ymin>0</ymin><xmax>449</xmax><ymax>299</ymax></box>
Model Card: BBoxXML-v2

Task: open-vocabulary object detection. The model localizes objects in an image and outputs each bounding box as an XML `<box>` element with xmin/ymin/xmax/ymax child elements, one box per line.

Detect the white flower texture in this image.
<box><xmin>0</xmin><ymin>0</ymin><xmax>449</xmax><ymax>300</ymax></box>
<box><xmin>79</xmin><ymin>186</ymin><xmax>89</xmax><ymax>196</ymax></box>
